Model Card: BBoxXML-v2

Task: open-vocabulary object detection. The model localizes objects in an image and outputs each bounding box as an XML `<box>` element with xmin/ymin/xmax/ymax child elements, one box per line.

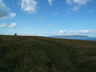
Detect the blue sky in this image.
<box><xmin>0</xmin><ymin>0</ymin><xmax>96</xmax><ymax>36</ymax></box>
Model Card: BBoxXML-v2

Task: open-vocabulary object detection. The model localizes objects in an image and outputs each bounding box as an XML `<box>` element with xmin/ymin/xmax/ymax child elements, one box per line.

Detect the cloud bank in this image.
<box><xmin>0</xmin><ymin>0</ymin><xmax>16</xmax><ymax>19</ymax></box>
<box><xmin>0</xmin><ymin>0</ymin><xmax>9</xmax><ymax>19</ymax></box>
<box><xmin>51</xmin><ymin>29</ymin><xmax>96</xmax><ymax>35</ymax></box>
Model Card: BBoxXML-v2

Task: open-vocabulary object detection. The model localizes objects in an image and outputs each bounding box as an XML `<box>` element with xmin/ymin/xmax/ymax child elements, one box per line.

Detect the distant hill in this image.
<box><xmin>0</xmin><ymin>35</ymin><xmax>96</xmax><ymax>72</ymax></box>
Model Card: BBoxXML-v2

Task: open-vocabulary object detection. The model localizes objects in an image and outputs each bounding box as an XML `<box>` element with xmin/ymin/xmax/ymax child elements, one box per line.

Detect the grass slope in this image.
<box><xmin>0</xmin><ymin>35</ymin><xmax>96</xmax><ymax>72</ymax></box>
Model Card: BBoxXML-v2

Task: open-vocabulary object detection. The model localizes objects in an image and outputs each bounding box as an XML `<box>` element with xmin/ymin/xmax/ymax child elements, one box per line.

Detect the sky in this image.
<box><xmin>0</xmin><ymin>0</ymin><xmax>96</xmax><ymax>37</ymax></box>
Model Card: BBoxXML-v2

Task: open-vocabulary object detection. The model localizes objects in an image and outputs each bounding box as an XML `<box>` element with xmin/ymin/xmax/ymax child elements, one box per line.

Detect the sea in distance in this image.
<box><xmin>49</xmin><ymin>35</ymin><xmax>96</xmax><ymax>41</ymax></box>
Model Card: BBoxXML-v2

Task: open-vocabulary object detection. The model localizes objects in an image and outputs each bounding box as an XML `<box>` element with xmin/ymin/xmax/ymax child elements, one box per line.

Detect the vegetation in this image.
<box><xmin>0</xmin><ymin>35</ymin><xmax>96</xmax><ymax>72</ymax></box>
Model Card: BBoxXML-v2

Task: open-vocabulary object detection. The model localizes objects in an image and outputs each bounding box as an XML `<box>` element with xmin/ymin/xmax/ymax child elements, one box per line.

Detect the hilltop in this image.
<box><xmin>0</xmin><ymin>35</ymin><xmax>96</xmax><ymax>72</ymax></box>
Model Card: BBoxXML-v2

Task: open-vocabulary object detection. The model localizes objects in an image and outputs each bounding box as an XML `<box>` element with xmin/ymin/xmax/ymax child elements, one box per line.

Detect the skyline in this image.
<box><xmin>0</xmin><ymin>0</ymin><xmax>96</xmax><ymax>37</ymax></box>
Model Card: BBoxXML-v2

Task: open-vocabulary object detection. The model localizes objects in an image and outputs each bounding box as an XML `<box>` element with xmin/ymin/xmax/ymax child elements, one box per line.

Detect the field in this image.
<box><xmin>0</xmin><ymin>35</ymin><xmax>96</xmax><ymax>72</ymax></box>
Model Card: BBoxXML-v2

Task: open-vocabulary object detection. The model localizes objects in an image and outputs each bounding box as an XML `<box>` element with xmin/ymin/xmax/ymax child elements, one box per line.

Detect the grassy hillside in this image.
<box><xmin>0</xmin><ymin>35</ymin><xmax>96</xmax><ymax>72</ymax></box>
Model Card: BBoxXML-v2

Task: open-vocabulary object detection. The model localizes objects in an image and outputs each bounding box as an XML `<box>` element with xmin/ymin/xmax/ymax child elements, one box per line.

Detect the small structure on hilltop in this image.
<box><xmin>14</xmin><ymin>33</ymin><xmax>17</xmax><ymax>36</ymax></box>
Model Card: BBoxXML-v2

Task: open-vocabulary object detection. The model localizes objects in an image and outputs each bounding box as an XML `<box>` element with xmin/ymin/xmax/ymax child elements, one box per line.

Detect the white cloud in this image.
<box><xmin>0</xmin><ymin>0</ymin><xmax>9</xmax><ymax>19</ymax></box>
<box><xmin>53</xmin><ymin>12</ymin><xmax>58</xmax><ymax>15</ymax></box>
<box><xmin>73</xmin><ymin>0</ymin><xmax>92</xmax><ymax>11</ymax></box>
<box><xmin>66</xmin><ymin>0</ymin><xmax>72</xmax><ymax>5</ymax></box>
<box><xmin>73</xmin><ymin>0</ymin><xmax>91</xmax><ymax>5</ymax></box>
<box><xmin>72</xmin><ymin>6</ymin><xmax>79</xmax><ymax>11</ymax></box>
<box><xmin>8</xmin><ymin>22</ymin><xmax>17</xmax><ymax>28</ymax></box>
<box><xmin>0</xmin><ymin>22</ymin><xmax>17</xmax><ymax>28</ymax></box>
<box><xmin>78</xmin><ymin>30</ymin><xmax>89</xmax><ymax>34</ymax></box>
<box><xmin>66</xmin><ymin>0</ymin><xmax>92</xmax><ymax>11</ymax></box>
<box><xmin>52</xmin><ymin>29</ymin><xmax>96</xmax><ymax>35</ymax></box>
<box><xmin>21</xmin><ymin>0</ymin><xmax>38</xmax><ymax>14</ymax></box>
<box><xmin>0</xmin><ymin>0</ymin><xmax>16</xmax><ymax>19</ymax></box>
<box><xmin>89</xmin><ymin>9</ymin><xmax>93</xmax><ymax>13</ymax></box>
<box><xmin>10</xmin><ymin>12</ymin><xmax>16</xmax><ymax>19</ymax></box>
<box><xmin>59</xmin><ymin>29</ymin><xmax>67</xmax><ymax>34</ymax></box>
<box><xmin>46</xmin><ymin>24</ymin><xmax>52</xmax><ymax>27</ymax></box>
<box><xmin>48</xmin><ymin>0</ymin><xmax>53</xmax><ymax>6</ymax></box>
<box><xmin>0</xmin><ymin>23</ymin><xmax>7</xmax><ymax>28</ymax></box>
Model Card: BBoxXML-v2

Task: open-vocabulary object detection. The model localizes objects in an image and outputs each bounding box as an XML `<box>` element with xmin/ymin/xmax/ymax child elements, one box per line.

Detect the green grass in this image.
<box><xmin>0</xmin><ymin>35</ymin><xmax>96</xmax><ymax>72</ymax></box>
